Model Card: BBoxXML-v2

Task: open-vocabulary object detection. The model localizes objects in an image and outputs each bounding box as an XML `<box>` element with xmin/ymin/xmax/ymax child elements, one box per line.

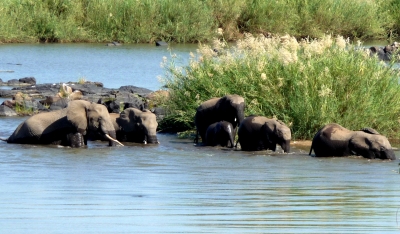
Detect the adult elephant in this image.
<box><xmin>237</xmin><ymin>116</ymin><xmax>291</xmax><ymax>152</ymax></box>
<box><xmin>309</xmin><ymin>123</ymin><xmax>395</xmax><ymax>160</ymax></box>
<box><xmin>112</xmin><ymin>107</ymin><xmax>159</xmax><ymax>144</ymax></box>
<box><xmin>4</xmin><ymin>100</ymin><xmax>123</xmax><ymax>147</ymax></box>
<box><xmin>194</xmin><ymin>94</ymin><xmax>245</xmax><ymax>144</ymax></box>
<box><xmin>204</xmin><ymin>121</ymin><xmax>234</xmax><ymax>148</ymax></box>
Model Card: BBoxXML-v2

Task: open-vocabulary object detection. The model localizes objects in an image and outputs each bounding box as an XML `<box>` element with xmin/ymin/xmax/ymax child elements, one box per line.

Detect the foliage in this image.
<box><xmin>160</xmin><ymin>33</ymin><xmax>400</xmax><ymax>139</ymax></box>
<box><xmin>0</xmin><ymin>0</ymin><xmax>398</xmax><ymax>43</ymax></box>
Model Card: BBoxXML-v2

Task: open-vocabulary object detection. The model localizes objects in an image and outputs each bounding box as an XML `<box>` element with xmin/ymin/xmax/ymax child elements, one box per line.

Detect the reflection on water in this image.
<box><xmin>0</xmin><ymin>118</ymin><xmax>400</xmax><ymax>233</ymax></box>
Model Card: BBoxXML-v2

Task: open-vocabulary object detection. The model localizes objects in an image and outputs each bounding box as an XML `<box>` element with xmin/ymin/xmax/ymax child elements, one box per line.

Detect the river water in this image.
<box><xmin>1</xmin><ymin>43</ymin><xmax>400</xmax><ymax>233</ymax></box>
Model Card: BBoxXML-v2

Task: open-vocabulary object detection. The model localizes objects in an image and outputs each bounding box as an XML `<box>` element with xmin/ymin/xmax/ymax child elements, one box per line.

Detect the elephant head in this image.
<box><xmin>66</xmin><ymin>100</ymin><xmax>123</xmax><ymax>146</ymax></box>
<box><xmin>260</xmin><ymin>119</ymin><xmax>291</xmax><ymax>153</ymax></box>
<box><xmin>194</xmin><ymin>94</ymin><xmax>245</xmax><ymax>144</ymax></box>
<box><xmin>309</xmin><ymin>123</ymin><xmax>395</xmax><ymax>160</ymax></box>
<box><xmin>349</xmin><ymin>128</ymin><xmax>395</xmax><ymax>160</ymax></box>
<box><xmin>237</xmin><ymin>116</ymin><xmax>291</xmax><ymax>152</ymax></box>
<box><xmin>116</xmin><ymin>108</ymin><xmax>159</xmax><ymax>144</ymax></box>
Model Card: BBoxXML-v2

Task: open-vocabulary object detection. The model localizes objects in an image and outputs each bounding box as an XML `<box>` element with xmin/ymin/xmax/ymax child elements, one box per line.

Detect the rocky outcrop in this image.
<box><xmin>0</xmin><ymin>79</ymin><xmax>167</xmax><ymax>120</ymax></box>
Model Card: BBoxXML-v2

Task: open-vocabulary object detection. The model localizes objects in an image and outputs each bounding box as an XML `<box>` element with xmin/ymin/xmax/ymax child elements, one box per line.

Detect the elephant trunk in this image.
<box><xmin>146</xmin><ymin>135</ymin><xmax>159</xmax><ymax>144</ymax></box>
<box><xmin>381</xmin><ymin>149</ymin><xmax>396</xmax><ymax>160</ymax></box>
<box><xmin>280</xmin><ymin>140</ymin><xmax>291</xmax><ymax>153</ymax></box>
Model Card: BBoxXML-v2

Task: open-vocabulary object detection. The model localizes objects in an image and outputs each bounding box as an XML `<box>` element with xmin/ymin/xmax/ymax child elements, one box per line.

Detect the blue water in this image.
<box><xmin>0</xmin><ymin>43</ymin><xmax>400</xmax><ymax>233</ymax></box>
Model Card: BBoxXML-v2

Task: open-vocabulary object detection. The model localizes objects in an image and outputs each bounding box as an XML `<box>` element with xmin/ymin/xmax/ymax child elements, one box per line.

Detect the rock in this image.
<box><xmin>7</xmin><ymin>79</ymin><xmax>20</xmax><ymax>86</ymax></box>
<box><xmin>19</xmin><ymin>77</ymin><xmax>36</xmax><ymax>85</ymax></box>
<box><xmin>119</xmin><ymin>85</ymin><xmax>153</xmax><ymax>96</ymax></box>
<box><xmin>156</xmin><ymin>41</ymin><xmax>168</xmax><ymax>46</ymax></box>
<box><xmin>0</xmin><ymin>105</ymin><xmax>17</xmax><ymax>116</ymax></box>
<box><xmin>106</xmin><ymin>41</ymin><xmax>122</xmax><ymax>46</ymax></box>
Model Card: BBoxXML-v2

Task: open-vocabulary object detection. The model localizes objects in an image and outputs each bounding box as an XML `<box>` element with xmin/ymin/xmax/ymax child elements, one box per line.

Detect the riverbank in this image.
<box><xmin>1</xmin><ymin>0</ymin><xmax>399</xmax><ymax>43</ymax></box>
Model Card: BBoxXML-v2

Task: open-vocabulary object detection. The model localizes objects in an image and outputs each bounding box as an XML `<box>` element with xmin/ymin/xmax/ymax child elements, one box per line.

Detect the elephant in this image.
<box><xmin>237</xmin><ymin>116</ymin><xmax>291</xmax><ymax>152</ymax></box>
<box><xmin>112</xmin><ymin>107</ymin><xmax>159</xmax><ymax>144</ymax></box>
<box><xmin>308</xmin><ymin>123</ymin><xmax>396</xmax><ymax>160</ymax></box>
<box><xmin>194</xmin><ymin>94</ymin><xmax>245</xmax><ymax>144</ymax></box>
<box><xmin>204</xmin><ymin>121</ymin><xmax>234</xmax><ymax>147</ymax></box>
<box><xmin>2</xmin><ymin>100</ymin><xmax>123</xmax><ymax>147</ymax></box>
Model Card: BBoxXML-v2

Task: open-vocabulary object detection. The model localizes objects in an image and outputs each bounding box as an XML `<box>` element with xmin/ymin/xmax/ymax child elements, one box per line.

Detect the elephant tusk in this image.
<box><xmin>143</xmin><ymin>140</ymin><xmax>147</xmax><ymax>144</ymax></box>
<box><xmin>105</xmin><ymin>134</ymin><xmax>124</xmax><ymax>146</ymax></box>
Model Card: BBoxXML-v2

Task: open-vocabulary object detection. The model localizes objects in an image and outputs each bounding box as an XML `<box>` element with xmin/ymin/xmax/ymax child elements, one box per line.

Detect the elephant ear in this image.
<box><xmin>360</xmin><ymin>127</ymin><xmax>380</xmax><ymax>135</ymax></box>
<box><xmin>349</xmin><ymin>136</ymin><xmax>374</xmax><ymax>158</ymax></box>
<box><xmin>66</xmin><ymin>100</ymin><xmax>90</xmax><ymax>135</ymax></box>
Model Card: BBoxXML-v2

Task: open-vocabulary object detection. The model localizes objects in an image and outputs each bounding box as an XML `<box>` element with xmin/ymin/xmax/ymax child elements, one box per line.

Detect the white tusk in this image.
<box><xmin>105</xmin><ymin>134</ymin><xmax>124</xmax><ymax>146</ymax></box>
<box><xmin>143</xmin><ymin>140</ymin><xmax>147</xmax><ymax>144</ymax></box>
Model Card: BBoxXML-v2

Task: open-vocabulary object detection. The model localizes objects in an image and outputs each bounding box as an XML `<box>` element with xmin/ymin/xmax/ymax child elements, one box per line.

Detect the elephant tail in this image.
<box><xmin>309</xmin><ymin>142</ymin><xmax>313</xmax><ymax>155</ymax></box>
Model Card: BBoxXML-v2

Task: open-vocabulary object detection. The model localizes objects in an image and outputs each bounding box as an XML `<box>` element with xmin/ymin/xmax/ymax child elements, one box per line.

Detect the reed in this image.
<box><xmin>160</xmin><ymin>34</ymin><xmax>400</xmax><ymax>139</ymax></box>
<box><xmin>0</xmin><ymin>0</ymin><xmax>398</xmax><ymax>43</ymax></box>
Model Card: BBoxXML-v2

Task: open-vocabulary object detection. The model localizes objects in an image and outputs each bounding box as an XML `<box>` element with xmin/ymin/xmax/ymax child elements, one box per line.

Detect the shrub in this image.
<box><xmin>160</xmin><ymin>34</ymin><xmax>400</xmax><ymax>139</ymax></box>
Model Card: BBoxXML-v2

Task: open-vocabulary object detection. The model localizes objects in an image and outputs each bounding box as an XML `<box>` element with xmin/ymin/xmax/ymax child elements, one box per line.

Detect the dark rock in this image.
<box><xmin>7</xmin><ymin>79</ymin><xmax>20</xmax><ymax>85</ymax></box>
<box><xmin>119</xmin><ymin>85</ymin><xmax>153</xmax><ymax>96</ymax></box>
<box><xmin>19</xmin><ymin>77</ymin><xmax>36</xmax><ymax>85</ymax></box>
<box><xmin>156</xmin><ymin>41</ymin><xmax>168</xmax><ymax>46</ymax></box>
<box><xmin>0</xmin><ymin>105</ymin><xmax>17</xmax><ymax>116</ymax></box>
<box><xmin>106</xmin><ymin>41</ymin><xmax>122</xmax><ymax>46</ymax></box>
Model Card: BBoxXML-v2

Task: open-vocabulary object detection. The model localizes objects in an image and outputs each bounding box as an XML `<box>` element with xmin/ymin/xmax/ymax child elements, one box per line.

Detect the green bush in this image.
<box><xmin>0</xmin><ymin>0</ymin><xmax>398</xmax><ymax>43</ymax></box>
<box><xmin>160</xmin><ymin>34</ymin><xmax>400</xmax><ymax>139</ymax></box>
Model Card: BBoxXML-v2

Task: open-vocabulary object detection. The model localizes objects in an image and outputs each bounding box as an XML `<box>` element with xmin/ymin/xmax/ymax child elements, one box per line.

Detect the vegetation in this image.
<box><xmin>160</xmin><ymin>33</ymin><xmax>400</xmax><ymax>139</ymax></box>
<box><xmin>0</xmin><ymin>0</ymin><xmax>400</xmax><ymax>43</ymax></box>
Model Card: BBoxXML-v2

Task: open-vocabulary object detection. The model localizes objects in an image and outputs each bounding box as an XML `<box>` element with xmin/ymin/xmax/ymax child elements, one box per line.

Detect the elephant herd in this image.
<box><xmin>0</xmin><ymin>96</ymin><xmax>396</xmax><ymax>160</ymax></box>
<box><xmin>0</xmin><ymin>100</ymin><xmax>158</xmax><ymax>147</ymax></box>
<box><xmin>194</xmin><ymin>94</ymin><xmax>396</xmax><ymax>160</ymax></box>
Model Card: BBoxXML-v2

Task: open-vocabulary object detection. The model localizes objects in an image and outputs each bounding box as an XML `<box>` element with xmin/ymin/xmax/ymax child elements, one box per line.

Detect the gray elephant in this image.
<box><xmin>112</xmin><ymin>108</ymin><xmax>159</xmax><ymax>144</ymax></box>
<box><xmin>204</xmin><ymin>121</ymin><xmax>234</xmax><ymax>147</ymax></box>
<box><xmin>309</xmin><ymin>123</ymin><xmax>395</xmax><ymax>160</ymax></box>
<box><xmin>237</xmin><ymin>116</ymin><xmax>291</xmax><ymax>152</ymax></box>
<box><xmin>194</xmin><ymin>94</ymin><xmax>245</xmax><ymax>144</ymax></box>
<box><xmin>3</xmin><ymin>100</ymin><xmax>123</xmax><ymax>147</ymax></box>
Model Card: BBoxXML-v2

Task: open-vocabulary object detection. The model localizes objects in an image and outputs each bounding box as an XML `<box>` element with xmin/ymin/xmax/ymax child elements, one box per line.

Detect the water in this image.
<box><xmin>0</xmin><ymin>43</ymin><xmax>196</xmax><ymax>90</ymax></box>
<box><xmin>1</xmin><ymin>43</ymin><xmax>400</xmax><ymax>233</ymax></box>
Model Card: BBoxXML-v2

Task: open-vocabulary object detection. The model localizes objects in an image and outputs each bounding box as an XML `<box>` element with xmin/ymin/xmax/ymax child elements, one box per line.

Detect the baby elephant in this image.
<box><xmin>309</xmin><ymin>123</ymin><xmax>396</xmax><ymax>160</ymax></box>
<box><xmin>204</xmin><ymin>121</ymin><xmax>234</xmax><ymax>147</ymax></box>
<box><xmin>237</xmin><ymin>116</ymin><xmax>291</xmax><ymax>152</ymax></box>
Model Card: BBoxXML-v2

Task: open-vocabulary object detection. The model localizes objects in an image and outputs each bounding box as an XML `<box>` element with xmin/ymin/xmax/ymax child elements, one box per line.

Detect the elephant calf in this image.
<box><xmin>111</xmin><ymin>108</ymin><xmax>159</xmax><ymax>144</ymax></box>
<box><xmin>237</xmin><ymin>116</ymin><xmax>291</xmax><ymax>152</ymax></box>
<box><xmin>309</xmin><ymin>123</ymin><xmax>396</xmax><ymax>160</ymax></box>
<box><xmin>204</xmin><ymin>121</ymin><xmax>234</xmax><ymax>148</ymax></box>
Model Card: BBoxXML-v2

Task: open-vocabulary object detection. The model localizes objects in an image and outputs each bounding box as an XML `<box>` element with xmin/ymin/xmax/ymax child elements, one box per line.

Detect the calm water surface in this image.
<box><xmin>1</xmin><ymin>43</ymin><xmax>400</xmax><ymax>233</ymax></box>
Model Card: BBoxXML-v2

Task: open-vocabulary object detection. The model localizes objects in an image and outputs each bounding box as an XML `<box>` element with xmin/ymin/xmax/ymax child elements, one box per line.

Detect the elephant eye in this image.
<box><xmin>380</xmin><ymin>146</ymin><xmax>386</xmax><ymax>151</ymax></box>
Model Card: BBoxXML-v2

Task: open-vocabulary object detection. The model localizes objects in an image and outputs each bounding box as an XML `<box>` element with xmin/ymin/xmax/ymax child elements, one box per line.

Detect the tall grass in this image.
<box><xmin>160</xmin><ymin>34</ymin><xmax>400</xmax><ymax>139</ymax></box>
<box><xmin>0</xmin><ymin>0</ymin><xmax>398</xmax><ymax>43</ymax></box>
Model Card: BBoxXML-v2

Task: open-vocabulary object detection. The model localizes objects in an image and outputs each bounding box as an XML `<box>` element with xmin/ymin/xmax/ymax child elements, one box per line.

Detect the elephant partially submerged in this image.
<box><xmin>112</xmin><ymin>108</ymin><xmax>159</xmax><ymax>144</ymax></box>
<box><xmin>3</xmin><ymin>100</ymin><xmax>123</xmax><ymax>147</ymax></box>
<box><xmin>194</xmin><ymin>94</ymin><xmax>245</xmax><ymax>144</ymax></box>
<box><xmin>237</xmin><ymin>116</ymin><xmax>291</xmax><ymax>152</ymax></box>
<box><xmin>309</xmin><ymin>123</ymin><xmax>395</xmax><ymax>160</ymax></box>
<box><xmin>204</xmin><ymin>121</ymin><xmax>234</xmax><ymax>148</ymax></box>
